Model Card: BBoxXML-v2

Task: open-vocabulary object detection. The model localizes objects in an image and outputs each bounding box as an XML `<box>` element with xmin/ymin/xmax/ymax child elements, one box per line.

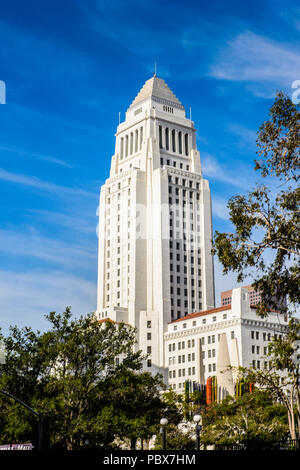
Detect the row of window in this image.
<box><xmin>167</xmin><ymin>332</ymin><xmax>235</xmax><ymax>352</ymax></box>
<box><xmin>172</xmin><ymin>313</ymin><xmax>229</xmax><ymax>331</ymax></box>
<box><xmin>169</xmin><ymin>186</ymin><xmax>200</xmax><ymax>200</ymax></box>
<box><xmin>169</xmin><ymin>176</ymin><xmax>200</xmax><ymax>189</ymax></box>
<box><xmin>106</xmin><ymin>179</ymin><xmax>131</xmax><ymax>194</ymax></box>
<box><xmin>159</xmin><ymin>125</ymin><xmax>189</xmax><ymax>156</ymax></box>
<box><xmin>160</xmin><ymin>158</ymin><xmax>190</xmax><ymax>171</ymax></box>
<box><xmin>169</xmin><ymin>367</ymin><xmax>196</xmax><ymax>379</ymax></box>
<box><xmin>170</xmin><ymin>220</ymin><xmax>201</xmax><ymax>232</ymax></box>
<box><xmin>169</xmin><ymin>352</ymin><xmax>196</xmax><ymax>365</ymax></box>
<box><xmin>120</xmin><ymin>127</ymin><xmax>143</xmax><ymax>159</ymax></box>
<box><xmin>251</xmin><ymin>331</ymin><xmax>282</xmax><ymax>341</ymax></box>
<box><xmin>169</xmin><ymin>362</ymin><xmax>217</xmax><ymax>381</ymax></box>
<box><xmin>168</xmin><ymin>339</ymin><xmax>196</xmax><ymax>351</ymax></box>
<box><xmin>170</xmin><ymin>381</ymin><xmax>196</xmax><ymax>390</ymax></box>
<box><xmin>163</xmin><ymin>105</ymin><xmax>174</xmax><ymax>113</ymax></box>
<box><xmin>251</xmin><ymin>345</ymin><xmax>270</xmax><ymax>355</ymax></box>
<box><xmin>252</xmin><ymin>360</ymin><xmax>273</xmax><ymax>370</ymax></box>
<box><xmin>170</xmin><ymin>286</ymin><xmax>202</xmax><ymax>297</ymax></box>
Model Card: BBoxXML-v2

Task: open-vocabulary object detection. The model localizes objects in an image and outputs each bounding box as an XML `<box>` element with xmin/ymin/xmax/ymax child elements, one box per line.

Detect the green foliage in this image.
<box><xmin>255</xmin><ymin>91</ymin><xmax>300</xmax><ymax>183</ymax></box>
<box><xmin>200</xmin><ymin>390</ymin><xmax>289</xmax><ymax>446</ymax></box>
<box><xmin>237</xmin><ymin>317</ymin><xmax>300</xmax><ymax>440</ymax></box>
<box><xmin>0</xmin><ymin>308</ymin><xmax>176</xmax><ymax>449</ymax></box>
<box><xmin>213</xmin><ymin>92</ymin><xmax>299</xmax><ymax>317</ymax></box>
<box><xmin>154</xmin><ymin>423</ymin><xmax>196</xmax><ymax>450</ymax></box>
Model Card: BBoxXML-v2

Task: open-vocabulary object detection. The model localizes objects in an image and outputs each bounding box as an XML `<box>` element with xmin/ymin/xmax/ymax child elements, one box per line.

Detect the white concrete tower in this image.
<box><xmin>96</xmin><ymin>75</ymin><xmax>215</xmax><ymax>377</ymax></box>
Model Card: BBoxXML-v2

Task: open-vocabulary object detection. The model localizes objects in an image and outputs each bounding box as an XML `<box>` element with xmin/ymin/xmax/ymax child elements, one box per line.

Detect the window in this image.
<box><xmin>165</xmin><ymin>128</ymin><xmax>169</xmax><ymax>150</ymax></box>
<box><xmin>140</xmin><ymin>127</ymin><xmax>143</xmax><ymax>149</ymax></box>
<box><xmin>159</xmin><ymin>125</ymin><xmax>163</xmax><ymax>148</ymax></box>
<box><xmin>130</xmin><ymin>132</ymin><xmax>133</xmax><ymax>154</ymax></box>
<box><xmin>178</xmin><ymin>131</ymin><xmax>182</xmax><ymax>154</ymax></box>
<box><xmin>172</xmin><ymin>129</ymin><xmax>176</xmax><ymax>152</ymax></box>
<box><xmin>120</xmin><ymin>137</ymin><xmax>124</xmax><ymax>159</ymax></box>
<box><xmin>185</xmin><ymin>133</ymin><xmax>189</xmax><ymax>155</ymax></box>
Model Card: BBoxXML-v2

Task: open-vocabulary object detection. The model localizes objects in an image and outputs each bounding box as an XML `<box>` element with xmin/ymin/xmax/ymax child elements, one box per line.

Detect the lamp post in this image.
<box><xmin>160</xmin><ymin>418</ymin><xmax>168</xmax><ymax>450</ymax></box>
<box><xmin>193</xmin><ymin>414</ymin><xmax>202</xmax><ymax>450</ymax></box>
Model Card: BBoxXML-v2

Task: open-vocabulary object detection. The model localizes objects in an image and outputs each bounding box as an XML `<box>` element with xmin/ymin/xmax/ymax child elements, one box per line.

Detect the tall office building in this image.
<box><xmin>96</xmin><ymin>75</ymin><xmax>215</xmax><ymax>376</ymax></box>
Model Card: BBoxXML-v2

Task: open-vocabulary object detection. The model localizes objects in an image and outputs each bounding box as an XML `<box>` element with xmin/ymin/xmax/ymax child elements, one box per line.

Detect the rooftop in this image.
<box><xmin>170</xmin><ymin>305</ymin><xmax>231</xmax><ymax>324</ymax></box>
<box><xmin>129</xmin><ymin>74</ymin><xmax>184</xmax><ymax>110</ymax></box>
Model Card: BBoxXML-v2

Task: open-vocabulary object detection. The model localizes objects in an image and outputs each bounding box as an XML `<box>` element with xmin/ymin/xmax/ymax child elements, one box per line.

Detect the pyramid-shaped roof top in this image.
<box><xmin>129</xmin><ymin>75</ymin><xmax>184</xmax><ymax>110</ymax></box>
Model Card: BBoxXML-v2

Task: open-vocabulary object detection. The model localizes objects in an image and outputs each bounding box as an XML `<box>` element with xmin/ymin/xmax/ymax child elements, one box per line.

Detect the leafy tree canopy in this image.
<box><xmin>0</xmin><ymin>308</ymin><xmax>176</xmax><ymax>449</ymax></box>
<box><xmin>213</xmin><ymin>92</ymin><xmax>299</xmax><ymax>317</ymax></box>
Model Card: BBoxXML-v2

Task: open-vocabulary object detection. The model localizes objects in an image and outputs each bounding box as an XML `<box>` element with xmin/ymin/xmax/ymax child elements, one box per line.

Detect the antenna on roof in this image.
<box><xmin>154</xmin><ymin>61</ymin><xmax>157</xmax><ymax>77</ymax></box>
<box><xmin>118</xmin><ymin>112</ymin><xmax>121</xmax><ymax>125</ymax></box>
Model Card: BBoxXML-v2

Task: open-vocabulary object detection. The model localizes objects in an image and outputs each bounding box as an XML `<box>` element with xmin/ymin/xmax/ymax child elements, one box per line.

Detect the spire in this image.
<box><xmin>129</xmin><ymin>75</ymin><xmax>184</xmax><ymax>110</ymax></box>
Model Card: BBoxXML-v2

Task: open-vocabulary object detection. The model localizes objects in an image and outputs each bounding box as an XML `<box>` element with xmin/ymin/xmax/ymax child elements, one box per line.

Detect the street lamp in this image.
<box><xmin>160</xmin><ymin>418</ymin><xmax>168</xmax><ymax>450</ymax></box>
<box><xmin>193</xmin><ymin>414</ymin><xmax>202</xmax><ymax>450</ymax></box>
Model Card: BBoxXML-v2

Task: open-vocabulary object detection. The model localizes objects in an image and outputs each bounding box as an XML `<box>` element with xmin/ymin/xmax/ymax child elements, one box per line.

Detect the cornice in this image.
<box><xmin>164</xmin><ymin>317</ymin><xmax>288</xmax><ymax>341</ymax></box>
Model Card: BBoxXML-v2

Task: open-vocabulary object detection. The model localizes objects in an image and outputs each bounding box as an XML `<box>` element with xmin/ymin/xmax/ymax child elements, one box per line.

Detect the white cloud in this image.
<box><xmin>0</xmin><ymin>146</ymin><xmax>74</xmax><ymax>168</ymax></box>
<box><xmin>0</xmin><ymin>228</ymin><xmax>95</xmax><ymax>269</ymax></box>
<box><xmin>209</xmin><ymin>31</ymin><xmax>300</xmax><ymax>94</ymax></box>
<box><xmin>225</xmin><ymin>123</ymin><xmax>257</xmax><ymax>147</ymax></box>
<box><xmin>27</xmin><ymin>209</ymin><xmax>96</xmax><ymax>234</ymax></box>
<box><xmin>201</xmin><ymin>153</ymin><xmax>254</xmax><ymax>190</ymax></box>
<box><xmin>0</xmin><ymin>167</ymin><xmax>95</xmax><ymax>198</ymax></box>
<box><xmin>212</xmin><ymin>198</ymin><xmax>230</xmax><ymax>221</ymax></box>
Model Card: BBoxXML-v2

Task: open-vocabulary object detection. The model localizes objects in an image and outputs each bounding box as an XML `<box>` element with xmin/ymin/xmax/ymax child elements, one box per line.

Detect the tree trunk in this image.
<box><xmin>287</xmin><ymin>397</ymin><xmax>297</xmax><ymax>440</ymax></box>
<box><xmin>130</xmin><ymin>437</ymin><xmax>137</xmax><ymax>450</ymax></box>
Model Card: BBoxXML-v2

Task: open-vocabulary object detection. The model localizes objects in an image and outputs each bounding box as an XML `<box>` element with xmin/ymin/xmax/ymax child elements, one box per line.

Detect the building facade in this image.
<box><xmin>221</xmin><ymin>285</ymin><xmax>287</xmax><ymax>314</ymax></box>
<box><xmin>96</xmin><ymin>75</ymin><xmax>215</xmax><ymax>376</ymax></box>
<box><xmin>164</xmin><ymin>287</ymin><xmax>289</xmax><ymax>397</ymax></box>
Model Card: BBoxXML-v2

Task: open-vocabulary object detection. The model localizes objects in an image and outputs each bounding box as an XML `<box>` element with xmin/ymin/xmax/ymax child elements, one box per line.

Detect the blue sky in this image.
<box><xmin>0</xmin><ymin>0</ymin><xmax>299</xmax><ymax>334</ymax></box>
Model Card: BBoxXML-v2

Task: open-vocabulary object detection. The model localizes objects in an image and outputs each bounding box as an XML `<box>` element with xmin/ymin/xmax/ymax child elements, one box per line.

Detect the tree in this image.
<box><xmin>213</xmin><ymin>92</ymin><xmax>299</xmax><ymax>317</ymax></box>
<box><xmin>200</xmin><ymin>390</ymin><xmax>288</xmax><ymax>447</ymax></box>
<box><xmin>101</xmin><ymin>370</ymin><xmax>181</xmax><ymax>450</ymax></box>
<box><xmin>0</xmin><ymin>308</ymin><xmax>168</xmax><ymax>449</ymax></box>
